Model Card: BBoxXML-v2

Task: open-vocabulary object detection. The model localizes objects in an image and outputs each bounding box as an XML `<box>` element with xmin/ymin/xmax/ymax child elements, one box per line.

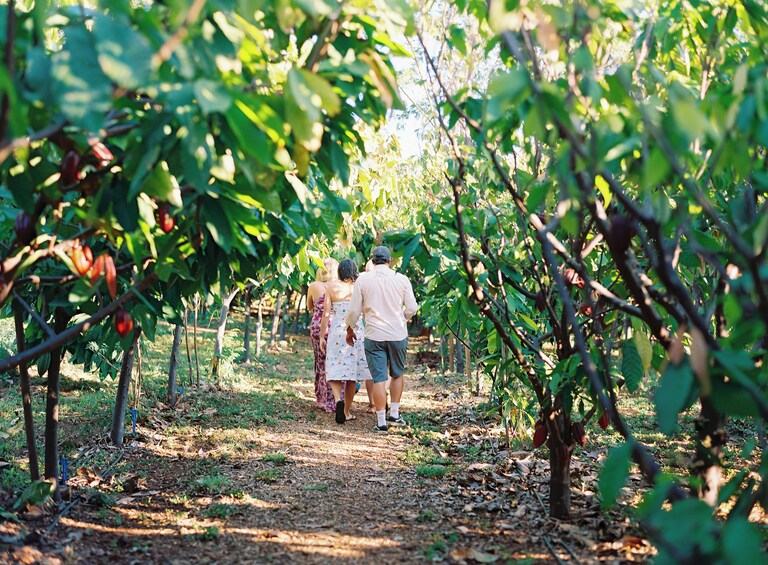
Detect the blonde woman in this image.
<box><xmin>308</xmin><ymin>258</ymin><xmax>338</xmax><ymax>411</ymax></box>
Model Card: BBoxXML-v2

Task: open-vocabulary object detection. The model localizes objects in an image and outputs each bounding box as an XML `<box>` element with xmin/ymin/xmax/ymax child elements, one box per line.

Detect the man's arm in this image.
<box><xmin>402</xmin><ymin>276</ymin><xmax>418</xmax><ymax>321</ymax></box>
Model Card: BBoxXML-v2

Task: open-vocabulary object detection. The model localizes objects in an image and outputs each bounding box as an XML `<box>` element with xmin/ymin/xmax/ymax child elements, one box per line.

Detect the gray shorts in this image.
<box><xmin>363</xmin><ymin>337</ymin><xmax>408</xmax><ymax>384</ymax></box>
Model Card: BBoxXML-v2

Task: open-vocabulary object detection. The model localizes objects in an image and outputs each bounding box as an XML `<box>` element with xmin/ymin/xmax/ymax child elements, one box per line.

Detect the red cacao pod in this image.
<box><xmin>598</xmin><ymin>412</ymin><xmax>610</xmax><ymax>430</ymax></box>
<box><xmin>563</xmin><ymin>268</ymin><xmax>585</xmax><ymax>289</ymax></box>
<box><xmin>90</xmin><ymin>142</ymin><xmax>114</xmax><ymax>168</ymax></box>
<box><xmin>14</xmin><ymin>211</ymin><xmax>35</xmax><ymax>245</ymax></box>
<box><xmin>578</xmin><ymin>302</ymin><xmax>593</xmax><ymax>316</ymax></box>
<box><xmin>156</xmin><ymin>204</ymin><xmax>175</xmax><ymax>234</ymax></box>
<box><xmin>114</xmin><ymin>309</ymin><xmax>133</xmax><ymax>338</ymax></box>
<box><xmin>70</xmin><ymin>244</ymin><xmax>93</xmax><ymax>276</ymax></box>
<box><xmin>571</xmin><ymin>422</ymin><xmax>587</xmax><ymax>447</ymax></box>
<box><xmin>105</xmin><ymin>256</ymin><xmax>117</xmax><ymax>299</ymax></box>
<box><xmin>533</xmin><ymin>419</ymin><xmax>548</xmax><ymax>448</ymax></box>
<box><xmin>91</xmin><ymin>255</ymin><xmax>106</xmax><ymax>284</ymax></box>
<box><xmin>60</xmin><ymin>150</ymin><xmax>83</xmax><ymax>185</ymax></box>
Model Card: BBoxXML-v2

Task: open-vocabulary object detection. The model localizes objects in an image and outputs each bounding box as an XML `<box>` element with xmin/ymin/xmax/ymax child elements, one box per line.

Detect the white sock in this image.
<box><xmin>376</xmin><ymin>410</ymin><xmax>386</xmax><ymax>427</ymax></box>
<box><xmin>390</xmin><ymin>403</ymin><xmax>400</xmax><ymax>418</ymax></box>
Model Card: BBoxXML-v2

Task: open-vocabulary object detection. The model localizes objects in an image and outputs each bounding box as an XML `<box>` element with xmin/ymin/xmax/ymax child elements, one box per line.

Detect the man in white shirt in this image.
<box><xmin>346</xmin><ymin>246</ymin><xmax>418</xmax><ymax>432</ymax></box>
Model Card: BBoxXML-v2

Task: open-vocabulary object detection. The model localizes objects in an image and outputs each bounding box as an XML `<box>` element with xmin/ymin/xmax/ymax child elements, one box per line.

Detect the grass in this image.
<box><xmin>194</xmin><ymin>473</ymin><xmax>231</xmax><ymax>495</ymax></box>
<box><xmin>415</xmin><ymin>464</ymin><xmax>449</xmax><ymax>479</ymax></box>
<box><xmin>0</xmin><ymin>305</ymin><xmax>310</xmax><ymax>500</ymax></box>
<box><xmin>205</xmin><ymin>503</ymin><xmax>239</xmax><ymax>518</ymax></box>
<box><xmin>254</xmin><ymin>469</ymin><xmax>282</xmax><ymax>482</ymax></box>
<box><xmin>301</xmin><ymin>483</ymin><xmax>329</xmax><ymax>492</ymax></box>
<box><xmin>261</xmin><ymin>452</ymin><xmax>288</xmax><ymax>464</ymax></box>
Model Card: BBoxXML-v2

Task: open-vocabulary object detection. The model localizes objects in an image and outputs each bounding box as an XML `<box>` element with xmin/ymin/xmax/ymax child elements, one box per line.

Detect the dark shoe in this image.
<box><xmin>335</xmin><ymin>400</ymin><xmax>346</xmax><ymax>424</ymax></box>
<box><xmin>373</xmin><ymin>424</ymin><xmax>389</xmax><ymax>433</ymax></box>
<box><xmin>386</xmin><ymin>415</ymin><xmax>406</xmax><ymax>426</ymax></box>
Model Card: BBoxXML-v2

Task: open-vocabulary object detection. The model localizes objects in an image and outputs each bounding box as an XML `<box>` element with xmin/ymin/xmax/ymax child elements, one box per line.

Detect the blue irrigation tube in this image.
<box><xmin>60</xmin><ymin>456</ymin><xmax>68</xmax><ymax>486</ymax></box>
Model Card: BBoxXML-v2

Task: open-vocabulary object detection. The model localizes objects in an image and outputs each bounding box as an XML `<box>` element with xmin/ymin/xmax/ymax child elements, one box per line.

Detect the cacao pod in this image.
<box><xmin>70</xmin><ymin>244</ymin><xmax>93</xmax><ymax>276</ymax></box>
<box><xmin>90</xmin><ymin>142</ymin><xmax>114</xmax><ymax>168</ymax></box>
<box><xmin>105</xmin><ymin>256</ymin><xmax>117</xmax><ymax>299</ymax></box>
<box><xmin>598</xmin><ymin>412</ymin><xmax>610</xmax><ymax>430</ymax></box>
<box><xmin>91</xmin><ymin>255</ymin><xmax>106</xmax><ymax>284</ymax></box>
<box><xmin>60</xmin><ymin>150</ymin><xmax>83</xmax><ymax>185</ymax></box>
<box><xmin>533</xmin><ymin>419</ymin><xmax>548</xmax><ymax>448</ymax></box>
<box><xmin>563</xmin><ymin>268</ymin><xmax>585</xmax><ymax>289</ymax></box>
<box><xmin>534</xmin><ymin>291</ymin><xmax>547</xmax><ymax>312</ymax></box>
<box><xmin>14</xmin><ymin>211</ymin><xmax>35</xmax><ymax>245</ymax></box>
<box><xmin>114</xmin><ymin>309</ymin><xmax>133</xmax><ymax>338</ymax></box>
<box><xmin>157</xmin><ymin>203</ymin><xmax>175</xmax><ymax>234</ymax></box>
<box><xmin>607</xmin><ymin>214</ymin><xmax>635</xmax><ymax>256</ymax></box>
<box><xmin>571</xmin><ymin>422</ymin><xmax>587</xmax><ymax>447</ymax></box>
<box><xmin>578</xmin><ymin>302</ymin><xmax>593</xmax><ymax>316</ymax></box>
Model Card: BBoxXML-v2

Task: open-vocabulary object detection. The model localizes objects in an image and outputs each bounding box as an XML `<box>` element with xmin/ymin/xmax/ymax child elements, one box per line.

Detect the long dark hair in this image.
<box><xmin>337</xmin><ymin>258</ymin><xmax>358</xmax><ymax>282</ymax></box>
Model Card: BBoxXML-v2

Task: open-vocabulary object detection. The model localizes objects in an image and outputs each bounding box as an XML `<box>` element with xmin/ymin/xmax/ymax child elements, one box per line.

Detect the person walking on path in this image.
<box><xmin>320</xmin><ymin>259</ymin><xmax>372</xmax><ymax>424</ymax></box>
<box><xmin>308</xmin><ymin>258</ymin><xmax>338</xmax><ymax>412</ymax></box>
<box><xmin>346</xmin><ymin>246</ymin><xmax>418</xmax><ymax>432</ymax></box>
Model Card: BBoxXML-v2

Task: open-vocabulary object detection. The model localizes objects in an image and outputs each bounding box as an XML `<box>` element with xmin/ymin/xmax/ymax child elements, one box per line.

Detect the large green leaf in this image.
<box><xmin>621</xmin><ymin>340</ymin><xmax>644</xmax><ymax>393</ymax></box>
<box><xmin>93</xmin><ymin>14</ymin><xmax>152</xmax><ymax>90</ymax></box>
<box><xmin>598</xmin><ymin>442</ymin><xmax>633</xmax><ymax>509</ymax></box>
<box><xmin>654</xmin><ymin>360</ymin><xmax>695</xmax><ymax>435</ymax></box>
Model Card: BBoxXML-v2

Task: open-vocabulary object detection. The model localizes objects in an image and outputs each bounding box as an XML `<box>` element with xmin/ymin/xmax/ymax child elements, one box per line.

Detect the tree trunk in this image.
<box><xmin>269</xmin><ymin>290</ymin><xmax>284</xmax><ymax>345</ymax></box>
<box><xmin>193</xmin><ymin>299</ymin><xmax>200</xmax><ymax>385</ymax></box>
<box><xmin>14</xmin><ymin>306</ymin><xmax>40</xmax><ymax>481</ymax></box>
<box><xmin>45</xmin><ymin>309</ymin><xmax>69</xmax><ymax>501</ymax></box>
<box><xmin>548</xmin><ymin>434</ymin><xmax>573</xmax><ymax>519</ymax></box>
<box><xmin>212</xmin><ymin>286</ymin><xmax>240</xmax><ymax>380</ymax></box>
<box><xmin>167</xmin><ymin>324</ymin><xmax>183</xmax><ymax>406</ymax></box>
<box><xmin>448</xmin><ymin>334</ymin><xmax>455</xmax><ymax>373</ymax></box>
<box><xmin>694</xmin><ymin>398</ymin><xmax>725</xmax><ymax>505</ymax></box>
<box><xmin>255</xmin><ymin>298</ymin><xmax>264</xmax><ymax>358</ymax></box>
<box><xmin>294</xmin><ymin>288</ymin><xmax>306</xmax><ymax>334</ymax></box>
<box><xmin>243</xmin><ymin>287</ymin><xmax>253</xmax><ymax>364</ymax></box>
<box><xmin>111</xmin><ymin>327</ymin><xmax>141</xmax><ymax>448</ymax></box>
<box><xmin>183</xmin><ymin>308</ymin><xmax>193</xmax><ymax>386</ymax></box>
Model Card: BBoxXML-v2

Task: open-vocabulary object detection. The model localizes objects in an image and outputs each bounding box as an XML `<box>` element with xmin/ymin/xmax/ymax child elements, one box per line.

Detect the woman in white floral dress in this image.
<box><xmin>320</xmin><ymin>259</ymin><xmax>372</xmax><ymax>424</ymax></box>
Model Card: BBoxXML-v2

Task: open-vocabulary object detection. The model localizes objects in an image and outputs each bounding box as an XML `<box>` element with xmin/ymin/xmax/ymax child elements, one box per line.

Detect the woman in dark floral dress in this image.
<box><xmin>308</xmin><ymin>259</ymin><xmax>338</xmax><ymax>411</ymax></box>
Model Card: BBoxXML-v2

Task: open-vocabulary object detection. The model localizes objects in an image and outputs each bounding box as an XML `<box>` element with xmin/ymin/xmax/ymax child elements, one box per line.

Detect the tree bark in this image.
<box><xmin>211</xmin><ymin>286</ymin><xmax>240</xmax><ymax>380</ymax></box>
<box><xmin>255</xmin><ymin>297</ymin><xmax>263</xmax><ymax>358</ymax></box>
<box><xmin>694</xmin><ymin>398</ymin><xmax>725</xmax><ymax>505</ymax></box>
<box><xmin>243</xmin><ymin>287</ymin><xmax>253</xmax><ymax>364</ymax></box>
<box><xmin>269</xmin><ymin>290</ymin><xmax>284</xmax><ymax>345</ymax></box>
<box><xmin>13</xmin><ymin>306</ymin><xmax>40</xmax><ymax>481</ymax></box>
<box><xmin>183</xmin><ymin>308</ymin><xmax>193</xmax><ymax>386</ymax></box>
<box><xmin>167</xmin><ymin>324</ymin><xmax>183</xmax><ymax>406</ymax></box>
<box><xmin>193</xmin><ymin>298</ymin><xmax>200</xmax><ymax>385</ymax></box>
<box><xmin>110</xmin><ymin>327</ymin><xmax>141</xmax><ymax>448</ymax></box>
<box><xmin>548</xmin><ymin>434</ymin><xmax>574</xmax><ymax>519</ymax></box>
<box><xmin>44</xmin><ymin>308</ymin><xmax>69</xmax><ymax>501</ymax></box>
<box><xmin>294</xmin><ymin>288</ymin><xmax>306</xmax><ymax>335</ymax></box>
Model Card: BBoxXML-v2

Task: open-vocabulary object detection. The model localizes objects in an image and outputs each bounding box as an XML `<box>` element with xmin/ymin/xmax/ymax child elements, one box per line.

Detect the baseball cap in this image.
<box><xmin>371</xmin><ymin>246</ymin><xmax>391</xmax><ymax>262</ymax></box>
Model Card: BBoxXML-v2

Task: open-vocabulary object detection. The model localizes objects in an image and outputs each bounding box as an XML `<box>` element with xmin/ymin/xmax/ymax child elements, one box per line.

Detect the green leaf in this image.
<box><xmin>194</xmin><ymin>79</ymin><xmax>233</xmax><ymax>114</ymax></box>
<box><xmin>203</xmin><ymin>198</ymin><xmax>233</xmax><ymax>252</ymax></box>
<box><xmin>621</xmin><ymin>340</ymin><xmax>644</xmax><ymax>392</ymax></box>
<box><xmin>598</xmin><ymin>442</ymin><xmax>633</xmax><ymax>508</ymax></box>
<box><xmin>92</xmin><ymin>14</ymin><xmax>152</xmax><ymax>90</ymax></box>
<box><xmin>137</xmin><ymin>162</ymin><xmax>182</xmax><ymax>207</ymax></box>
<box><xmin>297</xmin><ymin>69</ymin><xmax>341</xmax><ymax>116</ymax></box>
<box><xmin>654</xmin><ymin>360</ymin><xmax>695</xmax><ymax>435</ymax></box>
<box><xmin>633</xmin><ymin>329</ymin><xmax>653</xmax><ymax>371</ymax></box>
<box><xmin>51</xmin><ymin>25</ymin><xmax>112</xmax><ymax>130</ymax></box>
<box><xmin>722</xmin><ymin>518</ymin><xmax>764</xmax><ymax>563</ymax></box>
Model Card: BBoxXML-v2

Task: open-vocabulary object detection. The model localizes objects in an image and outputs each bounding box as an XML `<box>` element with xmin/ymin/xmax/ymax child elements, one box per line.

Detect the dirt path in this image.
<box><xmin>3</xmin><ymin>337</ymin><xmax>651</xmax><ymax>564</ymax></box>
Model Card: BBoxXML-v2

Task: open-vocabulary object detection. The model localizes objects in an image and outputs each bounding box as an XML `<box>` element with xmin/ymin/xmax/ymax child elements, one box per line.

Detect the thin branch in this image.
<box><xmin>12</xmin><ymin>292</ymin><xmax>55</xmax><ymax>338</ymax></box>
<box><xmin>152</xmin><ymin>0</ymin><xmax>207</xmax><ymax>68</ymax></box>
